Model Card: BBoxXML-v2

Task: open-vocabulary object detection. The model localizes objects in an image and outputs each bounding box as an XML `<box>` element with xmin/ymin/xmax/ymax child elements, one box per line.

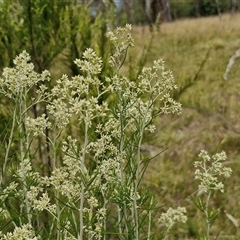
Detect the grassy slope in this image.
<box><xmin>131</xmin><ymin>14</ymin><xmax>240</xmax><ymax>238</ymax></box>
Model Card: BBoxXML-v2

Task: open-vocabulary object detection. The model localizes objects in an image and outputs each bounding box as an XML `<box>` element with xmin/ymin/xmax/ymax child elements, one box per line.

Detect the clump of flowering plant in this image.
<box><xmin>194</xmin><ymin>150</ymin><xmax>232</xmax><ymax>193</ymax></box>
<box><xmin>158</xmin><ymin>207</ymin><xmax>187</xmax><ymax>239</ymax></box>
<box><xmin>0</xmin><ymin>24</ymin><xmax>183</xmax><ymax>239</ymax></box>
<box><xmin>193</xmin><ymin>150</ymin><xmax>232</xmax><ymax>239</ymax></box>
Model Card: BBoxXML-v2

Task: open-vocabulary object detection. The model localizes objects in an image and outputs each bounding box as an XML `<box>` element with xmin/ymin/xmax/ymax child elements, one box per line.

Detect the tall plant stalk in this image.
<box><xmin>19</xmin><ymin>88</ymin><xmax>32</xmax><ymax>224</ymax></box>
<box><xmin>1</xmin><ymin>104</ymin><xmax>17</xmax><ymax>185</ymax></box>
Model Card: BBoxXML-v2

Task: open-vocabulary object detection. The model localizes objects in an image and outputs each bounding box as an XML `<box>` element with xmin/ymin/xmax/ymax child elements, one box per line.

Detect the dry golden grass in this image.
<box><xmin>129</xmin><ymin>13</ymin><xmax>240</xmax><ymax>238</ymax></box>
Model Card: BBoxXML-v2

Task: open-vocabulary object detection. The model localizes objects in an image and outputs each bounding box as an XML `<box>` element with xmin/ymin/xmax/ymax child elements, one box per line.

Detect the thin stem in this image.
<box><xmin>79</xmin><ymin>125</ymin><xmax>88</xmax><ymax>240</ymax></box>
<box><xmin>103</xmin><ymin>199</ymin><xmax>107</xmax><ymax>240</ymax></box>
<box><xmin>133</xmin><ymin>126</ymin><xmax>144</xmax><ymax>239</ymax></box>
<box><xmin>52</xmin><ymin>133</ymin><xmax>61</xmax><ymax>240</ymax></box>
<box><xmin>1</xmin><ymin>104</ymin><xmax>17</xmax><ymax>185</ymax></box>
<box><xmin>117</xmin><ymin>90</ymin><xmax>129</xmax><ymax>236</ymax></box>
<box><xmin>20</xmin><ymin>139</ymin><xmax>32</xmax><ymax>224</ymax></box>
<box><xmin>117</xmin><ymin>205</ymin><xmax>122</xmax><ymax>236</ymax></box>
<box><xmin>19</xmin><ymin>90</ymin><xmax>32</xmax><ymax>224</ymax></box>
<box><xmin>205</xmin><ymin>191</ymin><xmax>212</xmax><ymax>240</ymax></box>
<box><xmin>163</xmin><ymin>230</ymin><xmax>170</xmax><ymax>240</ymax></box>
<box><xmin>79</xmin><ymin>85</ymin><xmax>89</xmax><ymax>240</ymax></box>
<box><xmin>133</xmin><ymin>106</ymin><xmax>149</xmax><ymax>239</ymax></box>
<box><xmin>147</xmin><ymin>197</ymin><xmax>153</xmax><ymax>240</ymax></box>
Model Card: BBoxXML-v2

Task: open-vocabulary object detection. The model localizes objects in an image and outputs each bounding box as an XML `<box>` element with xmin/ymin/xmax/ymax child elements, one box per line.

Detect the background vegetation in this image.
<box><xmin>135</xmin><ymin>13</ymin><xmax>240</xmax><ymax>239</ymax></box>
<box><xmin>0</xmin><ymin>0</ymin><xmax>240</xmax><ymax>239</ymax></box>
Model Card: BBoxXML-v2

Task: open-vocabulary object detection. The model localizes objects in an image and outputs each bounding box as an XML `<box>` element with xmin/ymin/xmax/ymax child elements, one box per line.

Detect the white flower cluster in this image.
<box><xmin>1</xmin><ymin>182</ymin><xmax>19</xmax><ymax>207</ymax></box>
<box><xmin>18</xmin><ymin>158</ymin><xmax>40</xmax><ymax>178</ymax></box>
<box><xmin>47</xmin><ymin>98</ymin><xmax>71</xmax><ymax>129</ymax></box>
<box><xmin>158</xmin><ymin>207</ymin><xmax>187</xmax><ymax>229</ymax></box>
<box><xmin>0</xmin><ymin>224</ymin><xmax>38</xmax><ymax>240</ymax></box>
<box><xmin>106</xmin><ymin>59</ymin><xmax>181</xmax><ymax>137</ymax></box>
<box><xmin>83</xmin><ymin>197</ymin><xmax>107</xmax><ymax>239</ymax></box>
<box><xmin>137</xmin><ymin>59</ymin><xmax>181</xmax><ymax>115</ymax></box>
<box><xmin>0</xmin><ymin>51</ymin><xmax>50</xmax><ymax>99</ymax></box>
<box><xmin>27</xmin><ymin>186</ymin><xmax>55</xmax><ymax>213</ymax></box>
<box><xmin>194</xmin><ymin>150</ymin><xmax>232</xmax><ymax>193</ymax></box>
<box><xmin>26</xmin><ymin>114</ymin><xmax>51</xmax><ymax>136</ymax></box>
<box><xmin>87</xmin><ymin>120</ymin><xmax>119</xmax><ymax>160</ymax></box>
<box><xmin>106</xmin><ymin>24</ymin><xmax>134</xmax><ymax>69</ymax></box>
<box><xmin>46</xmin><ymin>49</ymin><xmax>106</xmax><ymax>130</ymax></box>
<box><xmin>74</xmin><ymin>48</ymin><xmax>102</xmax><ymax>75</ymax></box>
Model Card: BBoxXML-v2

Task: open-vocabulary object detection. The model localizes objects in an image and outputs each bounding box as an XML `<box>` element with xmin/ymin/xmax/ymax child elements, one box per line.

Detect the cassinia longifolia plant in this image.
<box><xmin>0</xmin><ymin>24</ymin><xmax>232</xmax><ymax>239</ymax></box>
<box><xmin>193</xmin><ymin>150</ymin><xmax>232</xmax><ymax>239</ymax></box>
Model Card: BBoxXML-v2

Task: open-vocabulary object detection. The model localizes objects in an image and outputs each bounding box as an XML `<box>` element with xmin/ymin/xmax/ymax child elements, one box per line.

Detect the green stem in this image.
<box><xmin>19</xmin><ymin>91</ymin><xmax>32</xmax><ymax>224</ymax></box>
<box><xmin>134</xmin><ymin>103</ymin><xmax>150</xmax><ymax>238</ymax></box>
<box><xmin>118</xmin><ymin>90</ymin><xmax>129</xmax><ymax>236</ymax></box>
<box><xmin>117</xmin><ymin>205</ymin><xmax>122</xmax><ymax>236</ymax></box>
<box><xmin>147</xmin><ymin>197</ymin><xmax>153</xmax><ymax>240</ymax></box>
<box><xmin>44</xmin><ymin>127</ymin><xmax>62</xmax><ymax>239</ymax></box>
<box><xmin>205</xmin><ymin>191</ymin><xmax>211</xmax><ymax>240</ymax></box>
<box><xmin>79</xmin><ymin>125</ymin><xmax>87</xmax><ymax>240</ymax></box>
<box><xmin>1</xmin><ymin>103</ymin><xmax>17</xmax><ymax>185</ymax></box>
<box><xmin>102</xmin><ymin>198</ymin><xmax>107</xmax><ymax>240</ymax></box>
<box><xmin>133</xmin><ymin>124</ymin><xmax>145</xmax><ymax>239</ymax></box>
<box><xmin>53</xmin><ymin>136</ymin><xmax>61</xmax><ymax>240</ymax></box>
<box><xmin>79</xmin><ymin>86</ymin><xmax>89</xmax><ymax>240</ymax></box>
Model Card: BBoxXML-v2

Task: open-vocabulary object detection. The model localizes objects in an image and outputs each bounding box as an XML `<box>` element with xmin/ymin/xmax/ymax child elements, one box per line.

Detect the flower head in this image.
<box><xmin>158</xmin><ymin>207</ymin><xmax>187</xmax><ymax>230</ymax></box>
<box><xmin>0</xmin><ymin>224</ymin><xmax>38</xmax><ymax>239</ymax></box>
<box><xmin>0</xmin><ymin>51</ymin><xmax>50</xmax><ymax>99</ymax></box>
<box><xmin>194</xmin><ymin>150</ymin><xmax>232</xmax><ymax>193</ymax></box>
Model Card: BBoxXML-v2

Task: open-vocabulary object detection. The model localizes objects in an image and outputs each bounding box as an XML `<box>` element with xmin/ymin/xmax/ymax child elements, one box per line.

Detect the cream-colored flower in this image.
<box><xmin>194</xmin><ymin>150</ymin><xmax>232</xmax><ymax>193</ymax></box>
<box><xmin>26</xmin><ymin>114</ymin><xmax>51</xmax><ymax>136</ymax></box>
<box><xmin>0</xmin><ymin>224</ymin><xmax>38</xmax><ymax>240</ymax></box>
<box><xmin>0</xmin><ymin>51</ymin><xmax>50</xmax><ymax>99</ymax></box>
<box><xmin>159</xmin><ymin>207</ymin><xmax>187</xmax><ymax>229</ymax></box>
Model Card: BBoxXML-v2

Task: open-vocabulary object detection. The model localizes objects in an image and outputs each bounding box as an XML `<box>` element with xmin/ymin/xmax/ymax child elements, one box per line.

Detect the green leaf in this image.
<box><xmin>208</xmin><ymin>210</ymin><xmax>219</xmax><ymax>227</ymax></box>
<box><xmin>192</xmin><ymin>196</ymin><xmax>205</xmax><ymax>212</ymax></box>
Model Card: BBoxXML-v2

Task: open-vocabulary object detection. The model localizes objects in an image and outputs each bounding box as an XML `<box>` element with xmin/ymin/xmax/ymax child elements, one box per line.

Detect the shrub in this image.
<box><xmin>0</xmin><ymin>24</ymin><xmax>232</xmax><ymax>240</ymax></box>
<box><xmin>0</xmin><ymin>24</ymin><xmax>182</xmax><ymax>239</ymax></box>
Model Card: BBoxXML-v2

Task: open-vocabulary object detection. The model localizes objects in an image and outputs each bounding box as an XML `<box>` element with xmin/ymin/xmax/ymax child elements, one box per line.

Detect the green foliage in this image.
<box><xmin>0</xmin><ymin>0</ymin><xmax>116</xmax><ymax>77</ymax></box>
<box><xmin>170</xmin><ymin>0</ymin><xmax>196</xmax><ymax>19</ymax></box>
<box><xmin>0</xmin><ymin>0</ymin><xmax>69</xmax><ymax>72</ymax></box>
<box><xmin>0</xmin><ymin>25</ymin><xmax>183</xmax><ymax>239</ymax></box>
<box><xmin>0</xmin><ymin>0</ymin><xmax>120</xmax><ymax>171</ymax></box>
<box><xmin>200</xmin><ymin>0</ymin><xmax>231</xmax><ymax>16</ymax></box>
<box><xmin>170</xmin><ymin>0</ymin><xmax>232</xmax><ymax>19</ymax></box>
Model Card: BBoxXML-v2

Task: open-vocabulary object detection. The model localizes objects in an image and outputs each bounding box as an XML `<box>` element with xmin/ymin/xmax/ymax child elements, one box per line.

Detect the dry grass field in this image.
<box><xmin>129</xmin><ymin>14</ymin><xmax>240</xmax><ymax>238</ymax></box>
